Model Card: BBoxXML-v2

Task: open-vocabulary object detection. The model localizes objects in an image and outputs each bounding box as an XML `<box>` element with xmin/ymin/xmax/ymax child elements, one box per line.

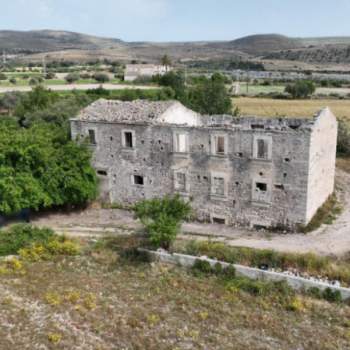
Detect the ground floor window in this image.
<box><xmin>174</xmin><ymin>172</ymin><xmax>186</xmax><ymax>192</ymax></box>
<box><xmin>212</xmin><ymin>217</ymin><xmax>226</xmax><ymax>225</ymax></box>
<box><xmin>133</xmin><ymin>175</ymin><xmax>144</xmax><ymax>186</ymax></box>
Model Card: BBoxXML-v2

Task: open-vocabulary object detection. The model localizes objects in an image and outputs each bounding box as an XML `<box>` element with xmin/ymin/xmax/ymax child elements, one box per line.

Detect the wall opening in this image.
<box><xmin>124</xmin><ymin>132</ymin><xmax>133</xmax><ymax>148</ymax></box>
<box><xmin>257</xmin><ymin>139</ymin><xmax>268</xmax><ymax>159</ymax></box>
<box><xmin>88</xmin><ymin>129</ymin><xmax>96</xmax><ymax>145</ymax></box>
<box><xmin>212</xmin><ymin>217</ymin><xmax>226</xmax><ymax>225</ymax></box>
<box><xmin>97</xmin><ymin>170</ymin><xmax>107</xmax><ymax>176</ymax></box>
<box><xmin>133</xmin><ymin>175</ymin><xmax>144</xmax><ymax>185</ymax></box>
<box><xmin>174</xmin><ymin>133</ymin><xmax>187</xmax><ymax>153</ymax></box>
<box><xmin>215</xmin><ymin>136</ymin><xmax>225</xmax><ymax>154</ymax></box>
<box><xmin>256</xmin><ymin>182</ymin><xmax>267</xmax><ymax>192</ymax></box>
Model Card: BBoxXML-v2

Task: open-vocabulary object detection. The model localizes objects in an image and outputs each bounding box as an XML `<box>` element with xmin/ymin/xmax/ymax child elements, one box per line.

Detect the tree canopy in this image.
<box><xmin>0</xmin><ymin>121</ymin><xmax>97</xmax><ymax>214</ymax></box>
<box><xmin>285</xmin><ymin>80</ymin><xmax>316</xmax><ymax>99</ymax></box>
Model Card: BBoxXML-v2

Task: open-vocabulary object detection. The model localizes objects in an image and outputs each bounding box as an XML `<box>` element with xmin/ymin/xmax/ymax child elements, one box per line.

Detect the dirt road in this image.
<box><xmin>31</xmin><ymin>169</ymin><xmax>350</xmax><ymax>257</ymax></box>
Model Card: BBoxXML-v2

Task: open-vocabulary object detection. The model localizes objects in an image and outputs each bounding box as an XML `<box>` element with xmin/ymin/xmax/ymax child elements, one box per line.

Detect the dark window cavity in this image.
<box><xmin>88</xmin><ymin>129</ymin><xmax>96</xmax><ymax>145</ymax></box>
<box><xmin>133</xmin><ymin>175</ymin><xmax>144</xmax><ymax>185</ymax></box>
<box><xmin>124</xmin><ymin>132</ymin><xmax>133</xmax><ymax>148</ymax></box>
<box><xmin>256</xmin><ymin>182</ymin><xmax>267</xmax><ymax>192</ymax></box>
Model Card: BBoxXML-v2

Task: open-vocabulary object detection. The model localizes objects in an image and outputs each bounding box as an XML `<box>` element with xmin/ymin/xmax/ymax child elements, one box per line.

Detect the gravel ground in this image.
<box><xmin>30</xmin><ymin>169</ymin><xmax>350</xmax><ymax>257</ymax></box>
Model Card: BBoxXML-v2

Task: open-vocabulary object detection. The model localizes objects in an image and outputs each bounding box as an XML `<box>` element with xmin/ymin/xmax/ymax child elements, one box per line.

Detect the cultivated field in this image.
<box><xmin>234</xmin><ymin>97</ymin><xmax>350</xmax><ymax>119</ymax></box>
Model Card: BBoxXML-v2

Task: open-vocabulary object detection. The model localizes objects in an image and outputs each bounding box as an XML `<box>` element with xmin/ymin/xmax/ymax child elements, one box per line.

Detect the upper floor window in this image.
<box><xmin>174</xmin><ymin>133</ymin><xmax>188</xmax><ymax>153</ymax></box>
<box><xmin>257</xmin><ymin>139</ymin><xmax>268</xmax><ymax>159</ymax></box>
<box><xmin>88</xmin><ymin>129</ymin><xmax>96</xmax><ymax>145</ymax></box>
<box><xmin>122</xmin><ymin>130</ymin><xmax>135</xmax><ymax>149</ymax></box>
<box><xmin>211</xmin><ymin>135</ymin><xmax>227</xmax><ymax>155</ymax></box>
<box><xmin>253</xmin><ymin>136</ymin><xmax>272</xmax><ymax>160</ymax></box>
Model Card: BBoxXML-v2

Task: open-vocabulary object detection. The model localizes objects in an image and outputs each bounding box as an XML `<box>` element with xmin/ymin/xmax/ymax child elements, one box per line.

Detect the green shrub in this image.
<box><xmin>65</xmin><ymin>73</ymin><xmax>80</xmax><ymax>84</ymax></box>
<box><xmin>192</xmin><ymin>259</ymin><xmax>212</xmax><ymax>274</ymax></box>
<box><xmin>285</xmin><ymin>80</ymin><xmax>315</xmax><ymax>99</ymax></box>
<box><xmin>322</xmin><ymin>288</ymin><xmax>342</xmax><ymax>303</ymax></box>
<box><xmin>0</xmin><ymin>224</ymin><xmax>54</xmax><ymax>256</ymax></box>
<box><xmin>222</xmin><ymin>265</ymin><xmax>236</xmax><ymax>279</ymax></box>
<box><xmin>134</xmin><ymin>194</ymin><xmax>191</xmax><ymax>249</ymax></box>
<box><xmin>307</xmin><ymin>287</ymin><xmax>322</xmax><ymax>299</ymax></box>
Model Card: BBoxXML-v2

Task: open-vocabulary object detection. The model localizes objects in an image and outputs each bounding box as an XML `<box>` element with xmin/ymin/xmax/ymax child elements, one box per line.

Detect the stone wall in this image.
<box><xmin>141</xmin><ymin>249</ymin><xmax>350</xmax><ymax>301</ymax></box>
<box><xmin>306</xmin><ymin>108</ymin><xmax>338</xmax><ymax>222</ymax></box>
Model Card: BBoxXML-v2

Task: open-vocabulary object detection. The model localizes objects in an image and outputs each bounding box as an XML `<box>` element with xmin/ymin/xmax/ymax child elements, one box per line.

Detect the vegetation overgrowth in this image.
<box><xmin>175</xmin><ymin>240</ymin><xmax>350</xmax><ymax>287</ymax></box>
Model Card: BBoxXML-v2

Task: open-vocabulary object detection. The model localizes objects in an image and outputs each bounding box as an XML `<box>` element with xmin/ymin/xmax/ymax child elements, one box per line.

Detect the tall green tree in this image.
<box><xmin>188</xmin><ymin>73</ymin><xmax>233</xmax><ymax>115</ymax></box>
<box><xmin>161</xmin><ymin>55</ymin><xmax>172</xmax><ymax>71</ymax></box>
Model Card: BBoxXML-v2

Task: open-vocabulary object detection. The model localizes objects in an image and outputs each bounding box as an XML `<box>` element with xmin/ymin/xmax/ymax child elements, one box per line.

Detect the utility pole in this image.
<box><xmin>2</xmin><ymin>51</ymin><xmax>6</xmax><ymax>65</ymax></box>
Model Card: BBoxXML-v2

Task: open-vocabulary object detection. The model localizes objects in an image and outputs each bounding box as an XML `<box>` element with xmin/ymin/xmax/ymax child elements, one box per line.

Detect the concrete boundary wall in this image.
<box><xmin>139</xmin><ymin>248</ymin><xmax>350</xmax><ymax>300</ymax></box>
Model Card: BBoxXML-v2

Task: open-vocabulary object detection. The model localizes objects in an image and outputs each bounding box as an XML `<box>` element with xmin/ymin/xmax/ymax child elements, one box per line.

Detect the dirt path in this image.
<box><xmin>31</xmin><ymin>170</ymin><xmax>350</xmax><ymax>257</ymax></box>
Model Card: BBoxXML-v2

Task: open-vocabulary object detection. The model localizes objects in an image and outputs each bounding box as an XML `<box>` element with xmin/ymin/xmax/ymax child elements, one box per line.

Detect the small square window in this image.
<box><xmin>88</xmin><ymin>129</ymin><xmax>96</xmax><ymax>145</ymax></box>
<box><xmin>133</xmin><ymin>175</ymin><xmax>144</xmax><ymax>185</ymax></box>
<box><xmin>124</xmin><ymin>132</ymin><xmax>133</xmax><ymax>148</ymax></box>
<box><xmin>256</xmin><ymin>182</ymin><xmax>267</xmax><ymax>192</ymax></box>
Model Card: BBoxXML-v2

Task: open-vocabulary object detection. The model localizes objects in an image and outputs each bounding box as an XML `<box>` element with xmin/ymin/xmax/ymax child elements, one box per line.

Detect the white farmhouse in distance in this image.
<box><xmin>124</xmin><ymin>64</ymin><xmax>169</xmax><ymax>82</ymax></box>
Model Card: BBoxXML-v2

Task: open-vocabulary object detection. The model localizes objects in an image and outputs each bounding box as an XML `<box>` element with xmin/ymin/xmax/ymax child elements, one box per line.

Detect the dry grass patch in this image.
<box><xmin>0</xmin><ymin>237</ymin><xmax>349</xmax><ymax>349</ymax></box>
<box><xmin>233</xmin><ymin>97</ymin><xmax>350</xmax><ymax>119</ymax></box>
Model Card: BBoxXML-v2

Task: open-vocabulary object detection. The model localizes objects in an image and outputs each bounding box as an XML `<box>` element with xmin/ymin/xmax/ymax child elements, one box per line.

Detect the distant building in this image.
<box><xmin>71</xmin><ymin>99</ymin><xmax>337</xmax><ymax>229</ymax></box>
<box><xmin>124</xmin><ymin>64</ymin><xmax>169</xmax><ymax>81</ymax></box>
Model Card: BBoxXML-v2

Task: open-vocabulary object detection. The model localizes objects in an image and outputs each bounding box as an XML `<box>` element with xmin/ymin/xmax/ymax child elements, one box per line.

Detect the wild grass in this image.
<box><xmin>300</xmin><ymin>194</ymin><xmax>342</xmax><ymax>233</ymax></box>
<box><xmin>0</xmin><ymin>235</ymin><xmax>349</xmax><ymax>349</ymax></box>
<box><xmin>175</xmin><ymin>240</ymin><xmax>350</xmax><ymax>287</ymax></box>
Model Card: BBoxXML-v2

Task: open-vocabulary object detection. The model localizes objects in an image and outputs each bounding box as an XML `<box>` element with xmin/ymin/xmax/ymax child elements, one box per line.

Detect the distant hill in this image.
<box><xmin>0</xmin><ymin>30</ymin><xmax>124</xmax><ymax>53</ymax></box>
<box><xmin>227</xmin><ymin>34</ymin><xmax>302</xmax><ymax>54</ymax></box>
<box><xmin>2</xmin><ymin>30</ymin><xmax>350</xmax><ymax>66</ymax></box>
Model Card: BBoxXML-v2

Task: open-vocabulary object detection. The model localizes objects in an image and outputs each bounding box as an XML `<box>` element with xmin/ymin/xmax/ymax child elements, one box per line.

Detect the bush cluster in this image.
<box><xmin>0</xmin><ymin>224</ymin><xmax>54</xmax><ymax>256</ymax></box>
<box><xmin>134</xmin><ymin>194</ymin><xmax>191</xmax><ymax>249</ymax></box>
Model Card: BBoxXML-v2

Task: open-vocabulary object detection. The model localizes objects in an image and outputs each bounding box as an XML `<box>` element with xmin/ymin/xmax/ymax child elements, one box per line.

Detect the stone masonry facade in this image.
<box><xmin>70</xmin><ymin>99</ymin><xmax>338</xmax><ymax>229</ymax></box>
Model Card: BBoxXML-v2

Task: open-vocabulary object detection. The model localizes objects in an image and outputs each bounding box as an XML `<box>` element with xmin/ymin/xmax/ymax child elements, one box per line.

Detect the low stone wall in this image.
<box><xmin>140</xmin><ymin>248</ymin><xmax>350</xmax><ymax>301</ymax></box>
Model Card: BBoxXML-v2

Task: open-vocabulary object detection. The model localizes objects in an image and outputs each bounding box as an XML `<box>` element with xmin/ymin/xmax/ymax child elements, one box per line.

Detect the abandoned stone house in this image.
<box><xmin>70</xmin><ymin>99</ymin><xmax>337</xmax><ymax>229</ymax></box>
<box><xmin>124</xmin><ymin>64</ymin><xmax>169</xmax><ymax>82</ymax></box>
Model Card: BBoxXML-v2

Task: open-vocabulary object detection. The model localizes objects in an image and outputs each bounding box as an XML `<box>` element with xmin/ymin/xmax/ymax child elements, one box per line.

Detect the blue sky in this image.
<box><xmin>2</xmin><ymin>0</ymin><xmax>350</xmax><ymax>42</ymax></box>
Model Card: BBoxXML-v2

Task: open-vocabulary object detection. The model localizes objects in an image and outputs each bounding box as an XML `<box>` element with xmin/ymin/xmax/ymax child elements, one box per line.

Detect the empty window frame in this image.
<box><xmin>88</xmin><ymin>129</ymin><xmax>96</xmax><ymax>145</ymax></box>
<box><xmin>133</xmin><ymin>175</ymin><xmax>144</xmax><ymax>186</ymax></box>
<box><xmin>174</xmin><ymin>172</ymin><xmax>186</xmax><ymax>192</ymax></box>
<box><xmin>211</xmin><ymin>176</ymin><xmax>225</xmax><ymax>196</ymax></box>
<box><xmin>174</xmin><ymin>133</ymin><xmax>188</xmax><ymax>153</ymax></box>
<box><xmin>256</xmin><ymin>139</ymin><xmax>268</xmax><ymax>159</ymax></box>
<box><xmin>123</xmin><ymin>131</ymin><xmax>134</xmax><ymax>148</ymax></box>
<box><xmin>212</xmin><ymin>135</ymin><xmax>226</xmax><ymax>155</ymax></box>
<box><xmin>256</xmin><ymin>182</ymin><xmax>267</xmax><ymax>192</ymax></box>
<box><xmin>252</xmin><ymin>180</ymin><xmax>270</xmax><ymax>203</ymax></box>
